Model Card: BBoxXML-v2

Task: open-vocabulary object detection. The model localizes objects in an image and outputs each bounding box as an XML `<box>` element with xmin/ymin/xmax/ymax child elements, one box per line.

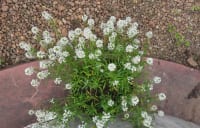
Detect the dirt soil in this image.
<box><xmin>0</xmin><ymin>0</ymin><xmax>199</xmax><ymax>69</ymax></box>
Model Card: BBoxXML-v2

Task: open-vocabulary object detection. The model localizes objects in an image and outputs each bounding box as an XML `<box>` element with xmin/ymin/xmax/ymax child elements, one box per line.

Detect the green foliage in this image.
<box><xmin>0</xmin><ymin>57</ymin><xmax>5</xmax><ymax>66</ymax></box>
<box><xmin>191</xmin><ymin>5</ymin><xmax>200</xmax><ymax>11</ymax></box>
<box><xmin>167</xmin><ymin>24</ymin><xmax>190</xmax><ymax>47</ymax></box>
<box><xmin>22</xmin><ymin>13</ymin><xmax>165</xmax><ymax>128</ymax></box>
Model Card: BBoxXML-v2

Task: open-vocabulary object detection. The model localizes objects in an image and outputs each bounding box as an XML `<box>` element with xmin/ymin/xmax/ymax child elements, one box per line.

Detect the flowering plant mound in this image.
<box><xmin>21</xmin><ymin>12</ymin><xmax>166</xmax><ymax>128</ymax></box>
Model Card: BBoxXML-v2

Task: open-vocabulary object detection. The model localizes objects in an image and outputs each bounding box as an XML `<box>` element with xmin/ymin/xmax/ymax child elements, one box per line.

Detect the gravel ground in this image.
<box><xmin>0</xmin><ymin>0</ymin><xmax>199</xmax><ymax>69</ymax></box>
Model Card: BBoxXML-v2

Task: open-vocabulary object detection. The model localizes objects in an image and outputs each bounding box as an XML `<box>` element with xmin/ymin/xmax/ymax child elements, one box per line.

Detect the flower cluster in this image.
<box><xmin>92</xmin><ymin>112</ymin><xmax>111</xmax><ymax>128</ymax></box>
<box><xmin>22</xmin><ymin>11</ymin><xmax>166</xmax><ymax>128</ymax></box>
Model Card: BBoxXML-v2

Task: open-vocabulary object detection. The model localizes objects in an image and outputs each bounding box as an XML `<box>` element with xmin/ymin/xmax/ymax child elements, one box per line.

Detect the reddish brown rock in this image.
<box><xmin>0</xmin><ymin>61</ymin><xmax>66</xmax><ymax>128</ymax></box>
<box><xmin>146</xmin><ymin>59</ymin><xmax>200</xmax><ymax>125</ymax></box>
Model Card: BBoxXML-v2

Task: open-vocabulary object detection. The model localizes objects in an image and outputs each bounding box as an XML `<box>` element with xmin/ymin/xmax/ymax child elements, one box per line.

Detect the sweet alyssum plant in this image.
<box><xmin>21</xmin><ymin>11</ymin><xmax>166</xmax><ymax>128</ymax></box>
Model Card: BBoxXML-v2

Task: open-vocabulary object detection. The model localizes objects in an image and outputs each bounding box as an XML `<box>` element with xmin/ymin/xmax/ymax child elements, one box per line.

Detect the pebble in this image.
<box><xmin>187</xmin><ymin>57</ymin><xmax>198</xmax><ymax>67</ymax></box>
<box><xmin>2</xmin><ymin>5</ymin><xmax>9</xmax><ymax>12</ymax></box>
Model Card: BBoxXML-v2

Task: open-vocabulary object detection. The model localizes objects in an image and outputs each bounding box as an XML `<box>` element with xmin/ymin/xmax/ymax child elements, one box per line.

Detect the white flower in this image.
<box><xmin>103</xmin><ymin>27</ymin><xmax>111</xmax><ymax>35</ymax></box>
<box><xmin>83</xmin><ymin>27</ymin><xmax>92</xmax><ymax>39</ymax></box>
<box><xmin>88</xmin><ymin>53</ymin><xmax>96</xmax><ymax>59</ymax></box>
<box><xmin>124</xmin><ymin>62</ymin><xmax>132</xmax><ymax>70</ymax></box>
<box><xmin>141</xmin><ymin>111</ymin><xmax>148</xmax><ymax>118</ymax></box>
<box><xmin>58</xmin><ymin>57</ymin><xmax>65</xmax><ymax>63</ymax></box>
<box><xmin>78</xmin><ymin>122</ymin><xmax>86</xmax><ymax>128</ymax></box>
<box><xmin>62</xmin><ymin>109</ymin><xmax>72</xmax><ymax>123</ymax></box>
<box><xmin>124</xmin><ymin>113</ymin><xmax>129</xmax><ymax>119</ymax></box>
<box><xmin>127</xmin><ymin>76</ymin><xmax>133</xmax><ymax>83</ymax></box>
<box><xmin>37</xmin><ymin>51</ymin><xmax>46</xmax><ymax>59</ymax></box>
<box><xmin>109</xmin><ymin>16</ymin><xmax>116</xmax><ymax>23</ymax></box>
<box><xmin>25</xmin><ymin>52</ymin><xmax>35</xmax><ymax>59</ymax></box>
<box><xmin>122</xmin><ymin>105</ymin><xmax>128</xmax><ymax>112</ymax></box>
<box><xmin>139</xmin><ymin>51</ymin><xmax>144</xmax><ymax>55</ymax></box>
<box><xmin>132</xmin><ymin>22</ymin><xmax>139</xmax><ymax>28</ymax></box>
<box><xmin>96</xmin><ymin>39</ymin><xmax>103</xmax><ymax>48</ymax></box>
<box><xmin>111</xmin><ymin>32</ymin><xmax>117</xmax><ymax>37</ymax></box>
<box><xmin>158</xmin><ymin>110</ymin><xmax>165</xmax><ymax>117</ymax></box>
<box><xmin>108</xmin><ymin>35</ymin><xmax>115</xmax><ymax>43</ymax></box>
<box><xmin>44</xmin><ymin>36</ymin><xmax>53</xmax><ymax>44</ymax></box>
<box><xmin>158</xmin><ymin>93</ymin><xmax>166</xmax><ymax>101</ymax></box>
<box><xmin>19</xmin><ymin>41</ymin><xmax>26</xmax><ymax>49</ymax></box>
<box><xmin>100</xmin><ymin>22</ymin><xmax>106</xmax><ymax>29</ymax></box>
<box><xmin>153</xmin><ymin>76</ymin><xmax>161</xmax><ymax>84</ymax></box>
<box><xmin>126</xmin><ymin>17</ymin><xmax>132</xmax><ymax>23</ymax></box>
<box><xmin>19</xmin><ymin>42</ymin><xmax>31</xmax><ymax>51</ymax></box>
<box><xmin>107</xmin><ymin>43</ymin><xmax>115</xmax><ymax>50</ymax></box>
<box><xmin>37</xmin><ymin>70</ymin><xmax>49</xmax><ymax>80</ymax></box>
<box><xmin>102</xmin><ymin>112</ymin><xmax>111</xmax><ymax>120</ymax></box>
<box><xmin>88</xmin><ymin>18</ymin><xmax>95</xmax><ymax>27</ymax></box>
<box><xmin>53</xmin><ymin>46</ymin><xmax>62</xmax><ymax>53</ymax></box>
<box><xmin>145</xmin><ymin>31</ymin><xmax>153</xmax><ymax>39</ymax></box>
<box><xmin>133</xmin><ymin>39</ymin><xmax>139</xmax><ymax>45</ymax></box>
<box><xmin>89</xmin><ymin>34</ymin><xmax>97</xmax><ymax>41</ymax></box>
<box><xmin>108</xmin><ymin>99</ymin><xmax>114</xmax><ymax>107</ymax></box>
<box><xmin>79</xmin><ymin>37</ymin><xmax>85</xmax><ymax>44</ymax></box>
<box><xmin>61</xmin><ymin>51</ymin><xmax>70</xmax><ymax>57</ymax></box>
<box><xmin>31</xmin><ymin>26</ymin><xmax>39</xmax><ymax>34</ymax></box>
<box><xmin>75</xmin><ymin>28</ymin><xmax>82</xmax><ymax>36</ymax></box>
<box><xmin>126</xmin><ymin>45</ymin><xmax>134</xmax><ymax>53</ymax></box>
<box><xmin>43</xmin><ymin>30</ymin><xmax>50</xmax><ymax>38</ymax></box>
<box><xmin>143</xmin><ymin>119</ymin><xmax>151</xmax><ymax>127</ymax></box>
<box><xmin>94</xmin><ymin>113</ymin><xmax>109</xmax><ymax>127</ymax></box>
<box><xmin>39</xmin><ymin>61</ymin><xmax>49</xmax><ymax>69</ymax></box>
<box><xmin>151</xmin><ymin>105</ymin><xmax>158</xmax><ymax>111</ymax></box>
<box><xmin>108</xmin><ymin>63</ymin><xmax>116</xmax><ymax>71</ymax></box>
<box><xmin>121</xmin><ymin>97</ymin><xmax>127</xmax><ymax>105</ymax></box>
<box><xmin>100</xmin><ymin>69</ymin><xmax>104</xmax><ymax>73</ymax></box>
<box><xmin>54</xmin><ymin>77</ymin><xmax>62</xmax><ymax>85</ymax></box>
<box><xmin>96</xmin><ymin>120</ymin><xmax>105</xmax><ymax>128</ymax></box>
<box><xmin>146</xmin><ymin>58</ymin><xmax>153</xmax><ymax>65</ymax></box>
<box><xmin>57</xmin><ymin>37</ymin><xmax>69</xmax><ymax>46</ymax></box>
<box><xmin>68</xmin><ymin>30</ymin><xmax>75</xmax><ymax>41</ymax></box>
<box><xmin>121</xmin><ymin>98</ymin><xmax>128</xmax><ymax>112</ymax></box>
<box><xmin>82</xmin><ymin>14</ymin><xmax>88</xmax><ymax>22</ymax></box>
<box><xmin>131</xmin><ymin>55</ymin><xmax>141</xmax><ymax>64</ymax></box>
<box><xmin>77</xmin><ymin>41</ymin><xmax>85</xmax><ymax>49</ymax></box>
<box><xmin>75</xmin><ymin>49</ymin><xmax>85</xmax><ymax>59</ymax></box>
<box><xmin>42</xmin><ymin>11</ymin><xmax>53</xmax><ymax>20</ymax></box>
<box><xmin>92</xmin><ymin>116</ymin><xmax>99</xmax><ymax>123</ymax></box>
<box><xmin>34</xmin><ymin>110</ymin><xmax>57</xmax><ymax>122</ymax></box>
<box><xmin>133</xmin><ymin>44</ymin><xmax>139</xmax><ymax>49</ymax></box>
<box><xmin>148</xmin><ymin>83</ymin><xmax>154</xmax><ymax>91</ymax></box>
<box><xmin>65</xmin><ymin>83</ymin><xmax>72</xmax><ymax>89</ymax></box>
<box><xmin>48</xmin><ymin>54</ymin><xmax>56</xmax><ymax>61</ymax></box>
<box><xmin>30</xmin><ymin>79</ymin><xmax>40</xmax><ymax>87</ymax></box>
<box><xmin>127</xmin><ymin>26</ymin><xmax>138</xmax><ymax>38</ymax></box>
<box><xmin>117</xmin><ymin>19</ymin><xmax>126</xmax><ymax>29</ymax></box>
<box><xmin>49</xmin><ymin>98</ymin><xmax>55</xmax><ymax>104</ymax></box>
<box><xmin>25</xmin><ymin>67</ymin><xmax>34</xmax><ymax>76</ymax></box>
<box><xmin>112</xmin><ymin>80</ymin><xmax>119</xmax><ymax>86</ymax></box>
<box><xmin>106</xmin><ymin>20</ymin><xmax>114</xmax><ymax>30</ymax></box>
<box><xmin>131</xmin><ymin>66</ymin><xmax>137</xmax><ymax>72</ymax></box>
<box><xmin>131</xmin><ymin>96</ymin><xmax>139</xmax><ymax>106</ymax></box>
<box><xmin>122</xmin><ymin>106</ymin><xmax>128</xmax><ymax>112</ymax></box>
<box><xmin>95</xmin><ymin>49</ymin><xmax>102</xmax><ymax>57</ymax></box>
<box><xmin>28</xmin><ymin>110</ymin><xmax>35</xmax><ymax>115</ymax></box>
